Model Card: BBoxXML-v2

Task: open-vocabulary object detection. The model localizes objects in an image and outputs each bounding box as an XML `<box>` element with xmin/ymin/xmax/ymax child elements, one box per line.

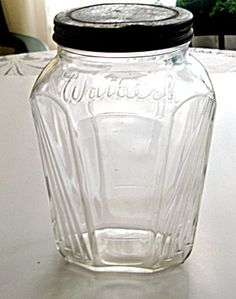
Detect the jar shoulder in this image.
<box><xmin>185</xmin><ymin>53</ymin><xmax>215</xmax><ymax>93</ymax></box>
<box><xmin>30</xmin><ymin>52</ymin><xmax>215</xmax><ymax>103</ymax></box>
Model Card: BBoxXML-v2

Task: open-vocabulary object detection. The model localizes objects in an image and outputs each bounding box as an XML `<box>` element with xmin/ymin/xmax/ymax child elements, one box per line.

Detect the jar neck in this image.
<box><xmin>57</xmin><ymin>43</ymin><xmax>189</xmax><ymax>63</ymax></box>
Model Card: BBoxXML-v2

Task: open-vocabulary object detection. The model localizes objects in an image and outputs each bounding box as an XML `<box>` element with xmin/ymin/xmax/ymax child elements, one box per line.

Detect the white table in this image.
<box><xmin>0</xmin><ymin>49</ymin><xmax>236</xmax><ymax>299</ymax></box>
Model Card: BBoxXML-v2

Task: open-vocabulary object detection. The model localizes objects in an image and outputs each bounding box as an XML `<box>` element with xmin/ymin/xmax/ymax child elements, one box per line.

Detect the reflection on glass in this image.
<box><xmin>35</xmin><ymin>262</ymin><xmax>189</xmax><ymax>299</ymax></box>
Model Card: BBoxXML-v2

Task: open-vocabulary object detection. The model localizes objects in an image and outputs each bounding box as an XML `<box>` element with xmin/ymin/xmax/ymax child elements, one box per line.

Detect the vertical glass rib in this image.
<box><xmin>32</xmin><ymin>98</ymin><xmax>91</xmax><ymax>260</ymax></box>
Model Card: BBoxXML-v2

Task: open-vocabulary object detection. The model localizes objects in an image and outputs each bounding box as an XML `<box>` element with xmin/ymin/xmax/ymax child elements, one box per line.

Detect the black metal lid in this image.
<box><xmin>53</xmin><ymin>3</ymin><xmax>193</xmax><ymax>52</ymax></box>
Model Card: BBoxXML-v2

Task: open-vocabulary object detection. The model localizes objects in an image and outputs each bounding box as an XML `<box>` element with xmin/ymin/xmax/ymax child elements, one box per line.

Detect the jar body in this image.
<box><xmin>31</xmin><ymin>45</ymin><xmax>216</xmax><ymax>272</ymax></box>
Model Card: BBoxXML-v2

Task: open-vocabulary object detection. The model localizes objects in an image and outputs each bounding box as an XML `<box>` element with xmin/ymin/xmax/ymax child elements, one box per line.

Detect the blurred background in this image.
<box><xmin>0</xmin><ymin>0</ymin><xmax>236</xmax><ymax>54</ymax></box>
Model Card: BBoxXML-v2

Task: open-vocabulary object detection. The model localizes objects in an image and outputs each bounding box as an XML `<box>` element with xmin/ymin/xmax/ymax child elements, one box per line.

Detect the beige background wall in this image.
<box><xmin>2</xmin><ymin>0</ymin><xmax>51</xmax><ymax>46</ymax></box>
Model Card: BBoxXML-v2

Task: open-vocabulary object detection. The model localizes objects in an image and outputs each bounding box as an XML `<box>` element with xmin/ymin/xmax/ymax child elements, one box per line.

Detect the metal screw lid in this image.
<box><xmin>53</xmin><ymin>3</ymin><xmax>193</xmax><ymax>52</ymax></box>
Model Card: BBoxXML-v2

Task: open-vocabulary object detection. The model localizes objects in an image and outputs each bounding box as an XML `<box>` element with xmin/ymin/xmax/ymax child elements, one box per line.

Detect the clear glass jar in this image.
<box><xmin>30</xmin><ymin>4</ymin><xmax>216</xmax><ymax>273</ymax></box>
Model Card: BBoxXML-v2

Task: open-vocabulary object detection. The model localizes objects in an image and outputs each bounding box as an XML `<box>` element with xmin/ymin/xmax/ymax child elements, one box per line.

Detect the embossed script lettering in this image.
<box><xmin>61</xmin><ymin>70</ymin><xmax>165</xmax><ymax>104</ymax></box>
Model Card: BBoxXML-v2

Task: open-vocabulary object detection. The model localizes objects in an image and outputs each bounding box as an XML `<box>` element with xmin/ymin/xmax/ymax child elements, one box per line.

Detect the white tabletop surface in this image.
<box><xmin>0</xmin><ymin>49</ymin><xmax>236</xmax><ymax>299</ymax></box>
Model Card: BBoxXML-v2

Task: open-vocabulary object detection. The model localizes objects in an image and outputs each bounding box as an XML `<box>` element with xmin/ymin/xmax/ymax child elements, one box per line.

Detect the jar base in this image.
<box><xmin>64</xmin><ymin>255</ymin><xmax>184</xmax><ymax>273</ymax></box>
<box><xmin>56</xmin><ymin>227</ymin><xmax>192</xmax><ymax>273</ymax></box>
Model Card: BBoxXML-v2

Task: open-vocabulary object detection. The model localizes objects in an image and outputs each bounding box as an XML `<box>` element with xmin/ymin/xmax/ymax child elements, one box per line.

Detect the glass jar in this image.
<box><xmin>30</xmin><ymin>4</ymin><xmax>216</xmax><ymax>273</ymax></box>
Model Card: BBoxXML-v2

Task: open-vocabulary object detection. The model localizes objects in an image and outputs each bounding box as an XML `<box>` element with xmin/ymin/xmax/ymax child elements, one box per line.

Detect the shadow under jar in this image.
<box><xmin>30</xmin><ymin>3</ymin><xmax>216</xmax><ymax>273</ymax></box>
